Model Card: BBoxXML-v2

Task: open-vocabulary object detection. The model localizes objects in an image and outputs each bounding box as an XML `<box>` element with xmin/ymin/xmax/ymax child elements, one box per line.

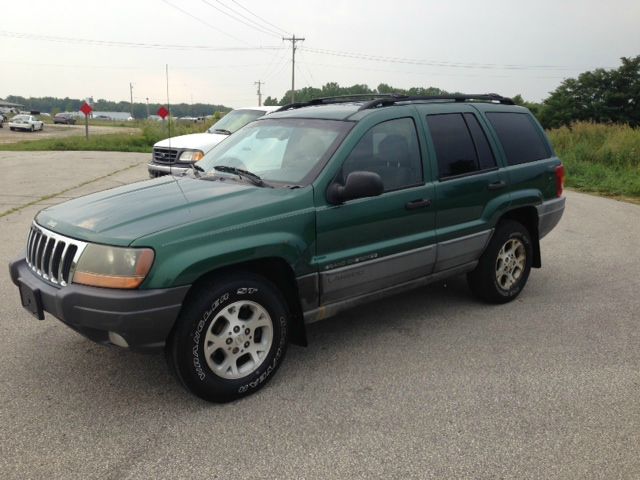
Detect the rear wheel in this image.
<box><xmin>467</xmin><ymin>220</ymin><xmax>533</xmax><ymax>303</ymax></box>
<box><xmin>166</xmin><ymin>273</ymin><xmax>290</xmax><ymax>402</ymax></box>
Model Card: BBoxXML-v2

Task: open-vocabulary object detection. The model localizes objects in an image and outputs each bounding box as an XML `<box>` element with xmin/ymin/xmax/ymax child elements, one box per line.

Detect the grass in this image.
<box><xmin>0</xmin><ymin>120</ymin><xmax>215</xmax><ymax>153</ymax></box>
<box><xmin>2</xmin><ymin>118</ymin><xmax>639</xmax><ymax>201</ymax></box>
<box><xmin>548</xmin><ymin>122</ymin><xmax>640</xmax><ymax>199</ymax></box>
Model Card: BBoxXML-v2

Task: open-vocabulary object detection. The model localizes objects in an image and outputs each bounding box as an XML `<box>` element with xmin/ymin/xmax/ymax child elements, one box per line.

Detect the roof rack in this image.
<box><xmin>358</xmin><ymin>93</ymin><xmax>514</xmax><ymax>110</ymax></box>
<box><xmin>274</xmin><ymin>93</ymin><xmax>515</xmax><ymax>113</ymax></box>
<box><xmin>276</xmin><ymin>93</ymin><xmax>406</xmax><ymax>112</ymax></box>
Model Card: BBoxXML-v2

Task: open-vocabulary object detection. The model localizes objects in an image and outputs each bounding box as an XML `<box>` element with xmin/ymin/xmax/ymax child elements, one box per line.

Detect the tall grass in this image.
<box><xmin>548</xmin><ymin>122</ymin><xmax>640</xmax><ymax>198</ymax></box>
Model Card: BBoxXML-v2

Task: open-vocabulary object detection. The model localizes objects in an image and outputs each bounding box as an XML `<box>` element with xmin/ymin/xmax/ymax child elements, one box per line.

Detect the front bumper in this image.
<box><xmin>147</xmin><ymin>162</ymin><xmax>191</xmax><ymax>178</ymax></box>
<box><xmin>9</xmin><ymin>258</ymin><xmax>190</xmax><ymax>352</ymax></box>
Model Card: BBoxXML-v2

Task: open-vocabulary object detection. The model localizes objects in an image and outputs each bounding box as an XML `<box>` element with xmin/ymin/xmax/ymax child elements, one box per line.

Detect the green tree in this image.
<box><xmin>540</xmin><ymin>56</ymin><xmax>640</xmax><ymax>128</ymax></box>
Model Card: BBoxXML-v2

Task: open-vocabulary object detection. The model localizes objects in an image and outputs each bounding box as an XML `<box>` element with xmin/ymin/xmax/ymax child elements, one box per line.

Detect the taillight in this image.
<box><xmin>555</xmin><ymin>164</ymin><xmax>565</xmax><ymax>197</ymax></box>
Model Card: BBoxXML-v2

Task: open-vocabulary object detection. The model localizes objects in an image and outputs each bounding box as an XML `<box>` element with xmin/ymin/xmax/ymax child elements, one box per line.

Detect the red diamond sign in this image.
<box><xmin>157</xmin><ymin>106</ymin><xmax>169</xmax><ymax>119</ymax></box>
<box><xmin>80</xmin><ymin>101</ymin><xmax>92</xmax><ymax>116</ymax></box>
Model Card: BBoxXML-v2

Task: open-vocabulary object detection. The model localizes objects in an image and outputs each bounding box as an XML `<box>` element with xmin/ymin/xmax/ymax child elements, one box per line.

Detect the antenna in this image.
<box><xmin>166</xmin><ymin>64</ymin><xmax>172</xmax><ymax>177</ymax></box>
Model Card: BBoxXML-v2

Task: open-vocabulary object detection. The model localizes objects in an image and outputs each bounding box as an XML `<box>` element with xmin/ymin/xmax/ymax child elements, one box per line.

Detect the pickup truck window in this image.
<box><xmin>341</xmin><ymin>117</ymin><xmax>422</xmax><ymax>192</ymax></box>
<box><xmin>207</xmin><ymin>109</ymin><xmax>265</xmax><ymax>134</ymax></box>
<box><xmin>486</xmin><ymin>112</ymin><xmax>550</xmax><ymax>165</ymax></box>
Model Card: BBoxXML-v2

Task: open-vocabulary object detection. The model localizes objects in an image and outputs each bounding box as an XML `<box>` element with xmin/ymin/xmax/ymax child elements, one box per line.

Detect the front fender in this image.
<box><xmin>165</xmin><ymin>232</ymin><xmax>314</xmax><ymax>286</ymax></box>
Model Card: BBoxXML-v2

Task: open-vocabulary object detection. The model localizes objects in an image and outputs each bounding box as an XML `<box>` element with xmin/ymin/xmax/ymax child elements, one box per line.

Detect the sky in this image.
<box><xmin>1</xmin><ymin>0</ymin><xmax>639</xmax><ymax>109</ymax></box>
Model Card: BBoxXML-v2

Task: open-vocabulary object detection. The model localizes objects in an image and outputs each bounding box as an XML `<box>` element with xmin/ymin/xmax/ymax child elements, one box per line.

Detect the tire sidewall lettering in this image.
<box><xmin>192</xmin><ymin>292</ymin><xmax>230</xmax><ymax>381</ymax></box>
<box><xmin>187</xmin><ymin>285</ymin><xmax>287</xmax><ymax>396</ymax></box>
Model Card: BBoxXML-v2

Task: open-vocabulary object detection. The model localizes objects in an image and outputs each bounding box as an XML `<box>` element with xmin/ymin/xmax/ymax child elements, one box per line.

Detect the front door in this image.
<box><xmin>314</xmin><ymin>116</ymin><xmax>437</xmax><ymax>305</ymax></box>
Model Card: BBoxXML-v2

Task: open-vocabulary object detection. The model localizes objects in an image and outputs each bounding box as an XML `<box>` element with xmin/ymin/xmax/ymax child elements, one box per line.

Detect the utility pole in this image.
<box><xmin>282</xmin><ymin>34</ymin><xmax>305</xmax><ymax>103</ymax></box>
<box><xmin>145</xmin><ymin>97</ymin><xmax>150</xmax><ymax>119</ymax></box>
<box><xmin>129</xmin><ymin>82</ymin><xmax>134</xmax><ymax>119</ymax></box>
<box><xmin>254</xmin><ymin>81</ymin><xmax>264</xmax><ymax>106</ymax></box>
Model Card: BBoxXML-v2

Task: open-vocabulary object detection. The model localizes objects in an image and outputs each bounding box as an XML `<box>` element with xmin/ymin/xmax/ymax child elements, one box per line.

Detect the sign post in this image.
<box><xmin>80</xmin><ymin>102</ymin><xmax>93</xmax><ymax>139</ymax></box>
<box><xmin>157</xmin><ymin>106</ymin><xmax>170</xmax><ymax>138</ymax></box>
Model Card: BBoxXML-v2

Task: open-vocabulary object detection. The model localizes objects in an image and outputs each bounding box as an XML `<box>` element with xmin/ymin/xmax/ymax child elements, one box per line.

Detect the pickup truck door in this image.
<box><xmin>314</xmin><ymin>115</ymin><xmax>437</xmax><ymax>305</ymax></box>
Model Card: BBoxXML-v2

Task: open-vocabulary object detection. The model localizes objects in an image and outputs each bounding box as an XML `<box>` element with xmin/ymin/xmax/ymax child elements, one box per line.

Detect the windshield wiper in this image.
<box><xmin>214</xmin><ymin>165</ymin><xmax>268</xmax><ymax>187</ymax></box>
<box><xmin>212</xmin><ymin>128</ymin><xmax>232</xmax><ymax>135</ymax></box>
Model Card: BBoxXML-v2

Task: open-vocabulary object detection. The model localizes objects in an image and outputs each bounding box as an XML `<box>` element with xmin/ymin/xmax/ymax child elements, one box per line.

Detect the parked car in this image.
<box><xmin>148</xmin><ymin>106</ymin><xmax>279</xmax><ymax>178</ymax></box>
<box><xmin>53</xmin><ymin>113</ymin><xmax>76</xmax><ymax>125</ymax></box>
<box><xmin>8</xmin><ymin>115</ymin><xmax>44</xmax><ymax>132</ymax></box>
<box><xmin>9</xmin><ymin>94</ymin><xmax>565</xmax><ymax>403</ymax></box>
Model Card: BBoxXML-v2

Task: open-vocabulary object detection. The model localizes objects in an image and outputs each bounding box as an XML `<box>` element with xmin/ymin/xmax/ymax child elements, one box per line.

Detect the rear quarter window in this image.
<box><xmin>486</xmin><ymin>112</ymin><xmax>550</xmax><ymax>165</ymax></box>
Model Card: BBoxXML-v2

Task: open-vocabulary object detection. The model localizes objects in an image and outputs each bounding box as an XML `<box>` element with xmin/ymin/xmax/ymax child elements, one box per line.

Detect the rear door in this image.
<box><xmin>482</xmin><ymin>110</ymin><xmax>559</xmax><ymax>202</ymax></box>
<box><xmin>418</xmin><ymin>104</ymin><xmax>511</xmax><ymax>272</ymax></box>
<box><xmin>314</xmin><ymin>112</ymin><xmax>437</xmax><ymax>305</ymax></box>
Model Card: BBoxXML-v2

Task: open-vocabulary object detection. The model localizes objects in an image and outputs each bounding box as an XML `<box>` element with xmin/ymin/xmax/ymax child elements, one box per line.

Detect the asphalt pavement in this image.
<box><xmin>0</xmin><ymin>152</ymin><xmax>639</xmax><ymax>479</ymax></box>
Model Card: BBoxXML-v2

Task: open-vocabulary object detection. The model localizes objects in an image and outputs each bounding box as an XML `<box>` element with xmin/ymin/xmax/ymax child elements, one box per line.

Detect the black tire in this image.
<box><xmin>166</xmin><ymin>272</ymin><xmax>290</xmax><ymax>403</ymax></box>
<box><xmin>10</xmin><ymin>127</ymin><xmax>14</xmax><ymax>131</ymax></box>
<box><xmin>467</xmin><ymin>220</ymin><xmax>533</xmax><ymax>304</ymax></box>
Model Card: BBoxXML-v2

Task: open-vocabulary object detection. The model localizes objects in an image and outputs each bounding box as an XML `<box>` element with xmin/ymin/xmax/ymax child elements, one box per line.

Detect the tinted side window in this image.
<box><xmin>342</xmin><ymin>118</ymin><xmax>422</xmax><ymax>192</ymax></box>
<box><xmin>486</xmin><ymin>112</ymin><xmax>549</xmax><ymax>165</ymax></box>
<box><xmin>426</xmin><ymin>114</ymin><xmax>478</xmax><ymax>178</ymax></box>
<box><xmin>463</xmin><ymin>113</ymin><xmax>496</xmax><ymax>170</ymax></box>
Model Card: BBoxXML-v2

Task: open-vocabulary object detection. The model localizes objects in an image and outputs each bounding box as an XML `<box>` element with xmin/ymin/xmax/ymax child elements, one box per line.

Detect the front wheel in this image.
<box><xmin>467</xmin><ymin>220</ymin><xmax>533</xmax><ymax>303</ymax></box>
<box><xmin>166</xmin><ymin>273</ymin><xmax>290</xmax><ymax>402</ymax></box>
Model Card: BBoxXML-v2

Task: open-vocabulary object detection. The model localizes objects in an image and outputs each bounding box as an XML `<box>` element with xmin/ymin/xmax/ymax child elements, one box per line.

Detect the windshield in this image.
<box><xmin>207</xmin><ymin>109</ymin><xmax>267</xmax><ymax>134</ymax></box>
<box><xmin>198</xmin><ymin>118</ymin><xmax>352</xmax><ymax>185</ymax></box>
<box><xmin>12</xmin><ymin>115</ymin><xmax>29</xmax><ymax>121</ymax></box>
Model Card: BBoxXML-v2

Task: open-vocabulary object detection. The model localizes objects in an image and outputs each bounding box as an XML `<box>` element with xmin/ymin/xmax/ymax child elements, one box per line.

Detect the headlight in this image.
<box><xmin>178</xmin><ymin>150</ymin><xmax>204</xmax><ymax>163</ymax></box>
<box><xmin>73</xmin><ymin>244</ymin><xmax>155</xmax><ymax>289</ymax></box>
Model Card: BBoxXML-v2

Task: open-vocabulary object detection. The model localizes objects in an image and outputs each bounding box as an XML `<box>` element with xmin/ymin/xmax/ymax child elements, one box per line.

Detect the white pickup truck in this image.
<box><xmin>148</xmin><ymin>106</ymin><xmax>279</xmax><ymax>178</ymax></box>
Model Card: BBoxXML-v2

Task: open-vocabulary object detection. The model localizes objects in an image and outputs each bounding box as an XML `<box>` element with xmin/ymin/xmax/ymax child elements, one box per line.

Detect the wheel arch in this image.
<box><xmin>180</xmin><ymin>257</ymin><xmax>308</xmax><ymax>347</ymax></box>
<box><xmin>498</xmin><ymin>206</ymin><xmax>541</xmax><ymax>268</ymax></box>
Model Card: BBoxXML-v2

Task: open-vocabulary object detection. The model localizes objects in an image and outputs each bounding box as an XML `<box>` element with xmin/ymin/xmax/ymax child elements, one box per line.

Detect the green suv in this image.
<box><xmin>9</xmin><ymin>94</ymin><xmax>566</xmax><ymax>402</ymax></box>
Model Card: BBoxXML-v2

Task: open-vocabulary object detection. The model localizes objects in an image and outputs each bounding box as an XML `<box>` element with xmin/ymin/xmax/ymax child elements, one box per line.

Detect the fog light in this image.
<box><xmin>108</xmin><ymin>331</ymin><xmax>129</xmax><ymax>348</ymax></box>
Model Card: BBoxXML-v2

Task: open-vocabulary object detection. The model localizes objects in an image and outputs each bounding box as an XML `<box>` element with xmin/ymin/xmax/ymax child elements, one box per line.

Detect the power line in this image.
<box><xmin>295</xmin><ymin>60</ymin><xmax>572</xmax><ymax>80</ymax></box>
<box><xmin>0</xmin><ymin>30</ymin><xmax>282</xmax><ymax>52</ymax></box>
<box><xmin>160</xmin><ymin>0</ymin><xmax>249</xmax><ymax>45</ymax></box>
<box><xmin>299</xmin><ymin>46</ymin><xmax>593</xmax><ymax>71</ymax></box>
<box><xmin>228</xmin><ymin>0</ymin><xmax>290</xmax><ymax>36</ymax></box>
<box><xmin>200</xmin><ymin>0</ymin><xmax>282</xmax><ymax>38</ymax></box>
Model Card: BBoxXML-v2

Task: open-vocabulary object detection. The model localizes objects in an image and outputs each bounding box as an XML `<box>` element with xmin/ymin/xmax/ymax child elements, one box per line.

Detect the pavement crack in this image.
<box><xmin>0</xmin><ymin>163</ymin><xmax>141</xmax><ymax>219</ymax></box>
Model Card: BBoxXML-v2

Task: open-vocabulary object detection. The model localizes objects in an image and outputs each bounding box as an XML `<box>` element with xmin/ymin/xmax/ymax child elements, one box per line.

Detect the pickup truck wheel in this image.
<box><xmin>467</xmin><ymin>220</ymin><xmax>532</xmax><ymax>303</ymax></box>
<box><xmin>166</xmin><ymin>273</ymin><xmax>289</xmax><ymax>402</ymax></box>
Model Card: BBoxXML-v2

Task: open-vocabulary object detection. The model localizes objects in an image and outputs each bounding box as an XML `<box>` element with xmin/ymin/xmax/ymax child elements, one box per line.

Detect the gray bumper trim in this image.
<box><xmin>9</xmin><ymin>258</ymin><xmax>190</xmax><ymax>351</ymax></box>
<box><xmin>537</xmin><ymin>196</ymin><xmax>566</xmax><ymax>239</ymax></box>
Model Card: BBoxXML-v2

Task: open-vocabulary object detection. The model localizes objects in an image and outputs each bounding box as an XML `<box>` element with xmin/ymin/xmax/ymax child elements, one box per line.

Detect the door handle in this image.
<box><xmin>487</xmin><ymin>180</ymin><xmax>507</xmax><ymax>190</ymax></box>
<box><xmin>405</xmin><ymin>198</ymin><xmax>432</xmax><ymax>210</ymax></box>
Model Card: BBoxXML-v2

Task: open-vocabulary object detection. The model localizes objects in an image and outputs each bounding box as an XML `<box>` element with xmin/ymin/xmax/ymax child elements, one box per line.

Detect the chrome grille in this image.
<box><xmin>25</xmin><ymin>223</ymin><xmax>87</xmax><ymax>286</ymax></box>
<box><xmin>152</xmin><ymin>147</ymin><xmax>179</xmax><ymax>164</ymax></box>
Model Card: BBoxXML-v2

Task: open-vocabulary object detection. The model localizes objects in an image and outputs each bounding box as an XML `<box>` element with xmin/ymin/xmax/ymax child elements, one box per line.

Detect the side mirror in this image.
<box><xmin>327</xmin><ymin>171</ymin><xmax>384</xmax><ymax>204</ymax></box>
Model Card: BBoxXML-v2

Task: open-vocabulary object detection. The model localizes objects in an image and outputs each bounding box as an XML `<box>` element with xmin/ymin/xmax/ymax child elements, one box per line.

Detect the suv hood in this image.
<box><xmin>154</xmin><ymin>132</ymin><xmax>228</xmax><ymax>151</ymax></box>
<box><xmin>35</xmin><ymin>176</ymin><xmax>294</xmax><ymax>246</ymax></box>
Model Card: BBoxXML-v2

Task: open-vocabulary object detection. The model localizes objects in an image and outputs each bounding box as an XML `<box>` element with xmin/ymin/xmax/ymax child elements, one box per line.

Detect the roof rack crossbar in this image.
<box><xmin>358</xmin><ymin>93</ymin><xmax>515</xmax><ymax>110</ymax></box>
<box><xmin>276</xmin><ymin>93</ymin><xmax>406</xmax><ymax>112</ymax></box>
